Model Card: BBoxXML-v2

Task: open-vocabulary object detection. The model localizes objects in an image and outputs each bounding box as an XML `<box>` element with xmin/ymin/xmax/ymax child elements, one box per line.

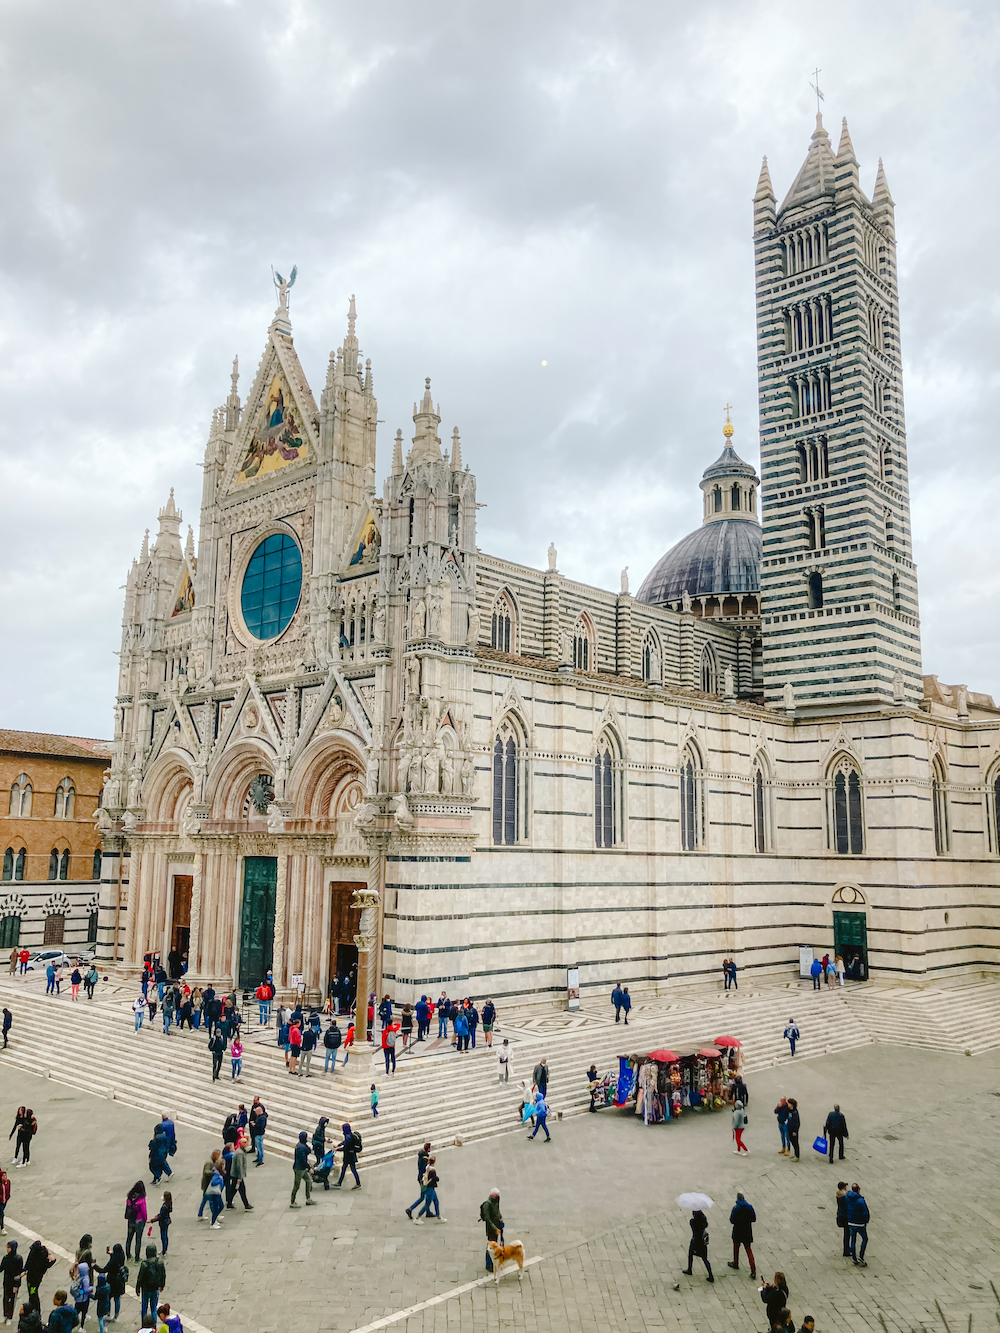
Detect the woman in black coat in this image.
<box><xmin>1</xmin><ymin>1240</ymin><xmax>24</xmax><ymax>1323</ymax></box>
<box><xmin>22</xmin><ymin>1242</ymin><xmax>55</xmax><ymax>1312</ymax></box>
<box><xmin>786</xmin><ymin>1099</ymin><xmax>801</xmax><ymax>1160</ymax></box>
<box><xmin>835</xmin><ymin>1181</ymin><xmax>851</xmax><ymax>1255</ymax></box>
<box><xmin>761</xmin><ymin>1271</ymin><xmax>790</xmax><ymax>1329</ymax></box>
<box><xmin>97</xmin><ymin>1245</ymin><xmax>128</xmax><ymax>1322</ymax></box>
<box><xmin>682</xmin><ymin>1210</ymin><xmax>714</xmax><ymax>1281</ymax></box>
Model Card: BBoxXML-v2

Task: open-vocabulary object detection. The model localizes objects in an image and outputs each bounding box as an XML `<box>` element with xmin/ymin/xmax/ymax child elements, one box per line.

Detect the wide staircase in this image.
<box><xmin>843</xmin><ymin>974</ymin><xmax>1000</xmax><ymax>1056</ymax></box>
<box><xmin>0</xmin><ymin>971</ymin><xmax>876</xmax><ymax>1170</ymax></box>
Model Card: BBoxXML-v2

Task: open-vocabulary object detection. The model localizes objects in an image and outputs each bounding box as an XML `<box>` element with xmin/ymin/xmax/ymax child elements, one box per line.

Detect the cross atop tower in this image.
<box><xmin>810</xmin><ymin>67</ymin><xmax>824</xmax><ymax>114</ymax></box>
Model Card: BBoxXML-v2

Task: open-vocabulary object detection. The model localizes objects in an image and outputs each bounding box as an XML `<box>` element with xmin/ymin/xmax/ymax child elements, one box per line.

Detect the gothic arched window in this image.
<box><xmin>14</xmin><ymin>849</ymin><xmax>26</xmax><ymax>882</ymax></box>
<box><xmin>54</xmin><ymin>778</ymin><xmax>75</xmax><ymax>819</ymax></box>
<box><xmin>573</xmin><ymin>616</ymin><xmax>593</xmax><ymax>672</ymax></box>
<box><xmin>48</xmin><ymin>849</ymin><xmax>59</xmax><ymax>881</ymax></box>
<box><xmin>491</xmin><ymin>591</ymin><xmax>516</xmax><ymax>654</ymax></box>
<box><xmin>643</xmin><ymin>631</ymin><xmax>661</xmax><ymax>683</ymax></box>
<box><xmin>2</xmin><ymin>849</ymin><xmax>13</xmax><ymax>882</ymax></box>
<box><xmin>680</xmin><ymin>745</ymin><xmax>704</xmax><ymax>851</ymax></box>
<box><xmin>700</xmin><ymin>645</ymin><xmax>718</xmax><ymax>694</ymax></box>
<box><xmin>92</xmin><ymin>848</ymin><xmax>102</xmax><ymax>880</ymax></box>
<box><xmin>594</xmin><ymin>732</ymin><xmax>622</xmax><ymax>849</ymax></box>
<box><xmin>808</xmin><ymin>571</ymin><xmax>823</xmax><ymax>610</ymax></box>
<box><xmin>831</xmin><ymin>758</ymin><xmax>864</xmax><ymax>854</ymax></box>
<box><xmin>59</xmin><ymin>849</ymin><xmax>70</xmax><ymax>881</ymax></box>
<box><xmin>0</xmin><ymin>915</ymin><xmax>19</xmax><ymax>949</ymax></box>
<box><xmin>752</xmin><ymin>761</ymin><xmax>769</xmax><ymax>853</ymax></box>
<box><xmin>932</xmin><ymin>757</ymin><xmax>950</xmax><ymax>855</ymax></box>
<box><xmin>492</xmin><ymin>717</ymin><xmax>526</xmax><ymax>846</ymax></box>
<box><xmin>9</xmin><ymin>775</ymin><xmax>31</xmax><ymax>818</ymax></box>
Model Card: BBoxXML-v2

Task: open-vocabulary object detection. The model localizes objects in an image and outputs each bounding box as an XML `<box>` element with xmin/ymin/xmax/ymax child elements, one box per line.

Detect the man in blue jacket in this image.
<box><xmin>415</xmin><ymin>996</ymin><xmax>429</xmax><ymax>1041</ymax></box>
<box><xmin>810</xmin><ymin>957</ymin><xmax>823</xmax><ymax>990</ymax></box>
<box><xmin>846</xmin><ymin>1183</ymin><xmax>870</xmax><ymax>1266</ymax></box>
<box><xmin>611</xmin><ymin>984</ymin><xmax>624</xmax><ymax>1022</ymax></box>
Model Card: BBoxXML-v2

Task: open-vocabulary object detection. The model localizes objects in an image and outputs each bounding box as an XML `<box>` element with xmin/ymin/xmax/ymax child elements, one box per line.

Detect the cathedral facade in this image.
<box><xmin>97</xmin><ymin>117</ymin><xmax>1000</xmax><ymax>1009</ymax></box>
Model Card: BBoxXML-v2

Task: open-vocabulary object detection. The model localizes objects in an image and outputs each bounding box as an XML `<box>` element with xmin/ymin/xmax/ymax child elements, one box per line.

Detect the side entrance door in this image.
<box><xmin>833</xmin><ymin>909</ymin><xmax>868</xmax><ymax>980</ymax></box>
<box><xmin>239</xmin><ymin>856</ymin><xmax>277</xmax><ymax>990</ymax></box>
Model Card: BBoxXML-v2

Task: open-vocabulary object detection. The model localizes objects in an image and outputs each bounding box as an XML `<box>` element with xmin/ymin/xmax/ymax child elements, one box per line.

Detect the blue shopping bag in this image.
<box><xmin>813</xmin><ymin>1135</ymin><xmax>828</xmax><ymax>1155</ymax></box>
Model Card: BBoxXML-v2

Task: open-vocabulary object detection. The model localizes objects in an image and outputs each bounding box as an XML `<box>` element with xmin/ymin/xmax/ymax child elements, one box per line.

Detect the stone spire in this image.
<box><xmin>153</xmin><ymin>489</ymin><xmax>183</xmax><ymax>559</ymax></box>
<box><xmin>342</xmin><ymin>294</ymin><xmax>360</xmax><ymax>380</ymax></box>
<box><xmin>836</xmin><ymin>117</ymin><xmax>857</xmax><ymax>162</ymax></box>
<box><xmin>225</xmin><ymin>355</ymin><xmax>241</xmax><ymax>431</ymax></box>
<box><xmin>392</xmin><ymin>428</ymin><xmax>404</xmax><ymax>475</ymax></box>
<box><xmin>450</xmin><ymin>426</ymin><xmax>462</xmax><ymax>472</ymax></box>
<box><xmin>140</xmin><ymin>529</ymin><xmax>149</xmax><ymax>563</ymax></box>
<box><xmin>753</xmin><ymin>155</ymin><xmax>776</xmax><ymax>231</ymax></box>
<box><xmin>184</xmin><ymin>525</ymin><xmax>195</xmax><ymax>563</ymax></box>
<box><xmin>873</xmin><ymin>158</ymin><xmax>894</xmax><ymax>207</ymax></box>
<box><xmin>410</xmin><ymin>378</ymin><xmax>442</xmax><ymax>465</ymax></box>
<box><xmin>778</xmin><ymin>112</ymin><xmax>837</xmax><ymax>215</ymax></box>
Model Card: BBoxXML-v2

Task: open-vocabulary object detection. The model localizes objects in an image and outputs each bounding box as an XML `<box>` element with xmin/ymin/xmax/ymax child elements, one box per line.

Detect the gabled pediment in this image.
<box><xmin>222</xmin><ymin>325</ymin><xmax>320</xmax><ymax>495</ymax></box>
<box><xmin>344</xmin><ymin>508</ymin><xmax>381</xmax><ymax>570</ymax></box>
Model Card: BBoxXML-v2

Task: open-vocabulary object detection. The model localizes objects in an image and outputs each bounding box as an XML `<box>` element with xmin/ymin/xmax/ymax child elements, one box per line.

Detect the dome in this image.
<box><xmin>637</xmin><ymin>518</ymin><xmax>761</xmax><ymax>606</ymax></box>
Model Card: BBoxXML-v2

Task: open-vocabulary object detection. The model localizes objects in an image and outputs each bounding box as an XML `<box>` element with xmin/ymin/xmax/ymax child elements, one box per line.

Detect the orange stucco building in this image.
<box><xmin>0</xmin><ymin>730</ymin><xmax>111</xmax><ymax>951</ymax></box>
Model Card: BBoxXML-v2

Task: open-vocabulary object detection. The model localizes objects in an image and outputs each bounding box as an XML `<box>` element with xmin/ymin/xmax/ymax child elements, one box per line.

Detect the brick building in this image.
<box><xmin>0</xmin><ymin>730</ymin><xmax>111</xmax><ymax>953</ymax></box>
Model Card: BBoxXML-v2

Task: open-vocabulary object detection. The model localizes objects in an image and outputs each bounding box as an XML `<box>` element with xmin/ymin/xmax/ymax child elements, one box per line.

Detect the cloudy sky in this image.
<box><xmin>2</xmin><ymin>0</ymin><xmax>998</xmax><ymax>737</ymax></box>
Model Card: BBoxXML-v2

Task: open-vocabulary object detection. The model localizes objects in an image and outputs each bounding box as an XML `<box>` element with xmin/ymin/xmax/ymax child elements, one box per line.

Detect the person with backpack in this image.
<box><xmin>480</xmin><ymin>1191</ymin><xmax>503</xmax><ymax>1271</ymax></box>
<box><xmin>481</xmin><ymin>999</ymin><xmax>496</xmax><ymax>1047</ymax></box>
<box><xmin>289</xmin><ymin>1133</ymin><xmax>315</xmax><ymax>1209</ymax></box>
<box><xmin>404</xmin><ymin>1143</ymin><xmax>432</xmax><ymax>1220</ymax></box>
<box><xmin>382</xmin><ymin>1024</ymin><xmax>398</xmax><ymax>1074</ymax></box>
<box><xmin>124</xmin><ymin>1183</ymin><xmax>146</xmax><ymax>1260</ymax></box>
<box><xmin>69</xmin><ymin>1258</ymin><xmax>92</xmax><ymax>1328</ymax></box>
<box><xmin>846</xmin><ymin>1182</ymin><xmax>871</xmax><ymax>1266</ymax></box>
<box><xmin>322</xmin><ymin>1021</ymin><xmax>342</xmax><ymax>1073</ymax></box>
<box><xmin>134</xmin><ymin>1247</ymin><xmax>164</xmax><ymax>1324</ymax></box>
<box><xmin>1</xmin><ymin>1241</ymin><xmax>23</xmax><ymax>1323</ymax></box>
<box><xmin>84</xmin><ymin>967</ymin><xmax>99</xmax><ymax>1002</ymax></box>
<box><xmin>783</xmin><ymin>1018</ymin><xmax>800</xmax><ymax>1057</ymax></box>
<box><xmin>132</xmin><ymin>995</ymin><xmax>147</xmax><ymax>1032</ymax></box>
<box><xmin>333</xmin><ymin>1123</ymin><xmax>361</xmax><ymax>1189</ymax></box>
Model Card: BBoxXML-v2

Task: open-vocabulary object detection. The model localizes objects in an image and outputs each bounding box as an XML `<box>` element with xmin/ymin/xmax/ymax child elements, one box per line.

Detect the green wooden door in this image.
<box><xmin>239</xmin><ymin>856</ymin><xmax>277</xmax><ymax>990</ymax></box>
<box><xmin>833</xmin><ymin>910</ymin><xmax>868</xmax><ymax>979</ymax></box>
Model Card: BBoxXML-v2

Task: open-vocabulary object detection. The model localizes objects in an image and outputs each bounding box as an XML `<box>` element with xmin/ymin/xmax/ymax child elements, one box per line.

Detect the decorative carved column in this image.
<box><xmin>272</xmin><ymin>852</ymin><xmax>288</xmax><ymax>989</ymax></box>
<box><xmin>353</xmin><ymin>832</ymin><xmax>387</xmax><ymax>1047</ymax></box>
<box><xmin>188</xmin><ymin>850</ymin><xmax>204</xmax><ymax>974</ymax></box>
<box><xmin>123</xmin><ymin>845</ymin><xmax>141</xmax><ymax>964</ymax></box>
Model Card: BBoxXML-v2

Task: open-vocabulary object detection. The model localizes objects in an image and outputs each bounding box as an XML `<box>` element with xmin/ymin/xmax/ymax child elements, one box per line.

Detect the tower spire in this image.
<box><xmin>873</xmin><ymin>158</ymin><xmax>894</xmax><ymax>207</ymax></box>
<box><xmin>450</xmin><ymin>425</ymin><xmax>462</xmax><ymax>472</ymax></box>
<box><xmin>225</xmin><ymin>354</ymin><xmax>241</xmax><ymax>430</ymax></box>
<box><xmin>754</xmin><ymin>156</ymin><xmax>774</xmax><ymax>201</ymax></box>
<box><xmin>836</xmin><ymin>117</ymin><xmax>857</xmax><ymax>162</ymax></box>
<box><xmin>392</xmin><ymin>428</ymin><xmax>404</xmax><ymax>475</ymax></box>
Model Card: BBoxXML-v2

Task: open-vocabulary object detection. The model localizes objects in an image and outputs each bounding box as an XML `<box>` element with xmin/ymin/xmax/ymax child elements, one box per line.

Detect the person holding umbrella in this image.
<box><xmin>676</xmin><ymin>1194</ymin><xmax>714</xmax><ymax>1282</ymax></box>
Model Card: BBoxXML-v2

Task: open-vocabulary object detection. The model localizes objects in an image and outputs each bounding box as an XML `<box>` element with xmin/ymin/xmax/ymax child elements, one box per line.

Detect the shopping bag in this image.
<box><xmin>812</xmin><ymin>1136</ymin><xmax>828</xmax><ymax>1155</ymax></box>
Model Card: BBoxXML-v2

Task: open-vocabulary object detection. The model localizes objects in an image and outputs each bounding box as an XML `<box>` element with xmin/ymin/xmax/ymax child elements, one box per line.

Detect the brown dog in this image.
<box><xmin>487</xmin><ymin>1239</ymin><xmax>525</xmax><ymax>1283</ymax></box>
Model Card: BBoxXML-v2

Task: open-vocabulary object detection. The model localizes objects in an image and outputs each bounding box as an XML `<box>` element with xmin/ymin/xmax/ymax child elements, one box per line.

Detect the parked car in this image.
<box><xmin>23</xmin><ymin>949</ymin><xmax>96</xmax><ymax>972</ymax></box>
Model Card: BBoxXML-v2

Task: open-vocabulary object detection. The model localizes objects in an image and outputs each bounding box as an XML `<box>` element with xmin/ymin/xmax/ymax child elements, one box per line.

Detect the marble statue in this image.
<box><xmin>620</xmin><ymin>566</ymin><xmax>629</xmax><ymax>594</ymax></box>
<box><xmin>467</xmin><ymin>605</ymin><xmax>481</xmax><ymax>646</ymax></box>
<box><xmin>783</xmin><ymin>681</ymin><xmax>795</xmax><ymax>712</ymax></box>
<box><xmin>547</xmin><ymin>542</ymin><xmax>557</xmax><ymax>571</ymax></box>
<box><xmin>412</xmin><ymin>597</ymin><xmax>426</xmax><ymax>638</ymax></box>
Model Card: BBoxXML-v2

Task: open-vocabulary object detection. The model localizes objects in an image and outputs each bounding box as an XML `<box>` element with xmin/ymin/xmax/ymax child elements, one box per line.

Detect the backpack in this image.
<box><xmin>350</xmin><ymin>1131</ymin><xmax>363</xmax><ymax>1154</ymax></box>
<box><xmin>479</xmin><ymin>1200</ymin><xmax>490</xmax><ymax>1222</ymax></box>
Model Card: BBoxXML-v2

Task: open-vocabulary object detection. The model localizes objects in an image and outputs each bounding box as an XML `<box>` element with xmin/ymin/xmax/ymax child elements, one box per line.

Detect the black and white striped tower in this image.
<box><xmin>754</xmin><ymin>114</ymin><xmax>922</xmax><ymax>713</ymax></box>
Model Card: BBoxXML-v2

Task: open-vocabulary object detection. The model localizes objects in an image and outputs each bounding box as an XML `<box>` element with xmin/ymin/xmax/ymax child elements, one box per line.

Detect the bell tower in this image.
<box><xmin>755</xmin><ymin>115</ymin><xmax>921</xmax><ymax>713</ymax></box>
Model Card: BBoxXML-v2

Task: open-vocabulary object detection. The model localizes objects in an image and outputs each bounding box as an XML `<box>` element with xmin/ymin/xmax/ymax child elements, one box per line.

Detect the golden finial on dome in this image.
<box><xmin>723</xmin><ymin>402</ymin><xmax>734</xmax><ymax>439</ymax></box>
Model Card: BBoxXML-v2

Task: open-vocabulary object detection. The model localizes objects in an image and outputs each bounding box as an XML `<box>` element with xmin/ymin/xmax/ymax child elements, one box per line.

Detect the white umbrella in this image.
<box><xmin>676</xmin><ymin>1192</ymin><xmax>714</xmax><ymax>1211</ymax></box>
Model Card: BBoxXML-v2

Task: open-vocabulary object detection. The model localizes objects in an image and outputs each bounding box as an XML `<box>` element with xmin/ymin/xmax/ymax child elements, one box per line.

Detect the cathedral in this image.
<box><xmin>96</xmin><ymin>114</ymin><xmax>1000</xmax><ymax>1011</ymax></box>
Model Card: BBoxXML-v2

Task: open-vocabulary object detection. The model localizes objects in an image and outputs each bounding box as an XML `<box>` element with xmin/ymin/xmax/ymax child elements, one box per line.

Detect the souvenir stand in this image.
<box><xmin>713</xmin><ymin>1035</ymin><xmax>744</xmax><ymax>1099</ymax></box>
<box><xmin>615</xmin><ymin>1038</ymin><xmax>742</xmax><ymax>1125</ymax></box>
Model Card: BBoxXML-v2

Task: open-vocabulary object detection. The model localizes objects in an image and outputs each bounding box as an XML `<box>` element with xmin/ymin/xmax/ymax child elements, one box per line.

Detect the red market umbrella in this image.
<box><xmin>648</xmin><ymin>1049</ymin><xmax>681</xmax><ymax>1063</ymax></box>
<box><xmin>698</xmin><ymin>1047</ymin><xmax>722</xmax><ymax>1058</ymax></box>
<box><xmin>714</xmin><ymin>1035</ymin><xmax>742</xmax><ymax>1048</ymax></box>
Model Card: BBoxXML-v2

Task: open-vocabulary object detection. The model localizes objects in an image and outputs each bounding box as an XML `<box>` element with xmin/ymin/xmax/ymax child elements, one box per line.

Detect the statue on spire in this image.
<box><xmin>272</xmin><ymin>265</ymin><xmax>298</xmax><ymax>310</ymax></box>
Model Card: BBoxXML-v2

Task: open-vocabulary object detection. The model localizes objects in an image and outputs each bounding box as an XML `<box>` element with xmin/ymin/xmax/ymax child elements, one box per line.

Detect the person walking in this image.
<box><xmin>835</xmin><ymin>954</ymin><xmax>846</xmax><ymax>986</ymax></box>
<box><xmin>773</xmin><ymin>1097</ymin><xmax>791</xmax><ymax>1155</ymax></box>
<box><xmin>134</xmin><ymin>1248</ymin><xmax>164</xmax><ymax>1325</ymax></box>
<box><xmin>84</xmin><ymin>967</ymin><xmax>98</xmax><ymax>1002</ymax></box>
<box><xmin>405</xmin><ymin>1144</ymin><xmax>432</xmax><ymax>1220</ymax></box>
<box><xmin>23</xmin><ymin>1241</ymin><xmax>56</xmax><ymax>1313</ymax></box>
<box><xmin>322</xmin><ymin>1021</ymin><xmax>342</xmax><ymax>1073</ymax></box>
<box><xmin>147</xmin><ymin>1131</ymin><xmax>169</xmax><ymax>1187</ymax></box>
<box><xmin>620</xmin><ymin>987</ymin><xmax>632</xmax><ymax>1024</ymax></box>
<box><xmin>204</xmin><ymin>1162</ymin><xmax>225</xmax><ymax>1229</ymax></box>
<box><xmin>311</xmin><ymin>1118</ymin><xmax>329</xmax><ymax>1168</ymax></box>
<box><xmin>481</xmin><ymin>999</ymin><xmax>496</xmax><ymax>1047</ymax></box>
<box><xmin>825</xmin><ymin>957</ymin><xmax>837</xmax><ymax>989</ymax></box>
<box><xmin>809</xmin><ymin>957</ymin><xmax>822</xmax><ymax>990</ymax></box>
<box><xmin>382</xmin><ymin>1025</ymin><xmax>398</xmax><ymax>1073</ymax></box>
<box><xmin>342</xmin><ymin>1020</ymin><xmax>354</xmax><ymax>1067</ymax></box>
<box><xmin>70</xmin><ymin>1253</ymin><xmax>92</xmax><ymax>1328</ymax></box>
<box><xmin>69</xmin><ymin>970</ymin><xmax>81</xmax><ymax>1003</ymax></box>
<box><xmin>726</xmin><ymin>1193</ymin><xmax>756</xmax><ymax>1277</ymax></box>
<box><xmin>414</xmin><ymin>1159</ymin><xmax>445</xmax><ymax>1222</ymax></box>
<box><xmin>835</xmin><ymin>1181</ymin><xmax>851</xmax><ymax>1257</ymax></box>
<box><xmin>732</xmin><ymin>1101</ymin><xmax>749</xmax><ymax>1154</ymax></box>
<box><xmin>333</xmin><ymin>1124</ymin><xmax>361</xmax><ymax>1189</ymax></box>
<box><xmin>370</xmin><ymin>1085</ymin><xmax>379</xmax><ymax>1119</ymax></box>
<box><xmin>226</xmin><ymin>1143</ymin><xmax>251</xmax><ymax>1212</ymax></box>
<box><xmin>786</xmin><ymin>1098</ymin><xmax>801</xmax><ymax>1161</ymax></box>
<box><xmin>480</xmin><ymin>1190</ymin><xmax>503</xmax><ymax>1272</ymax></box>
<box><xmin>846</xmin><ymin>1182</ymin><xmax>870</xmax><ymax>1266</ymax></box>
<box><xmin>149</xmin><ymin>1193</ymin><xmax>171</xmax><ymax>1255</ymax></box>
<box><xmin>824</xmin><ymin>1104</ymin><xmax>848</xmax><ymax>1162</ymax></box>
<box><xmin>682</xmin><ymin>1209</ymin><xmax>713</xmax><ymax>1281</ymax></box>
<box><xmin>1</xmin><ymin>1241</ymin><xmax>23</xmax><ymax>1323</ymax></box>
<box><xmin>533</xmin><ymin>1059</ymin><xmax>549</xmax><ymax>1097</ymax></box>
<box><xmin>783</xmin><ymin>1019</ymin><xmax>799</xmax><ymax>1056</ymax></box>
<box><xmin>611</xmin><ymin>983</ymin><xmax>624</xmax><ymax>1020</ymax></box>
<box><xmin>9</xmin><ymin>1110</ymin><xmax>35</xmax><ymax>1169</ymax></box>
<box><xmin>229</xmin><ymin>1035</ymin><xmax>243</xmax><ymax>1081</ymax></box>
<box><xmin>761</xmin><ymin>1273</ymin><xmax>790</xmax><ymax>1329</ymax></box>
<box><xmin>197</xmin><ymin>1151</ymin><xmax>222</xmax><ymax>1220</ymax></box>
<box><xmin>0</xmin><ymin>1164</ymin><xmax>8</xmax><ymax>1236</ymax></box>
<box><xmin>1</xmin><ymin>1009</ymin><xmax>10</xmax><ymax>1049</ymax></box>
<box><xmin>249</xmin><ymin>1100</ymin><xmax>267</xmax><ymax>1166</ymax></box>
<box><xmin>124</xmin><ymin>1184</ymin><xmax>146</xmax><ymax>1261</ymax></box>
<box><xmin>208</xmin><ymin>1029</ymin><xmax>226</xmax><ymax>1082</ymax></box>
<box><xmin>132</xmin><ymin>995</ymin><xmax>147</xmax><ymax>1032</ymax></box>
<box><xmin>528</xmin><ymin>1089</ymin><xmax>550</xmax><ymax>1142</ymax></box>
<box><xmin>497</xmin><ymin>1039</ymin><xmax>511</xmax><ymax>1083</ymax></box>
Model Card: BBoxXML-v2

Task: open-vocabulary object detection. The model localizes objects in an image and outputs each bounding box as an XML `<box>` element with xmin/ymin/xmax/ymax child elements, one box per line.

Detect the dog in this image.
<box><xmin>487</xmin><ymin>1239</ymin><xmax>525</xmax><ymax>1284</ymax></box>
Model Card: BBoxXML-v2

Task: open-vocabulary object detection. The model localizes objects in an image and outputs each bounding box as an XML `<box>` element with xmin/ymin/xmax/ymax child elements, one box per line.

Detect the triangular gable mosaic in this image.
<box><xmin>171</xmin><ymin>568</ymin><xmax>195</xmax><ymax>617</ymax></box>
<box><xmin>237</xmin><ymin>370</ymin><xmax>309</xmax><ymax>483</ymax></box>
<box><xmin>223</xmin><ymin>327</ymin><xmax>320</xmax><ymax>495</ymax></box>
<box><xmin>347</xmin><ymin>510</ymin><xmax>380</xmax><ymax>568</ymax></box>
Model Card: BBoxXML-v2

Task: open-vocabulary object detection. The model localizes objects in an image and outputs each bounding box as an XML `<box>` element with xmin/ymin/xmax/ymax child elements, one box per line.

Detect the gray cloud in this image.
<box><xmin>1</xmin><ymin>0</ymin><xmax>998</xmax><ymax>734</ymax></box>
